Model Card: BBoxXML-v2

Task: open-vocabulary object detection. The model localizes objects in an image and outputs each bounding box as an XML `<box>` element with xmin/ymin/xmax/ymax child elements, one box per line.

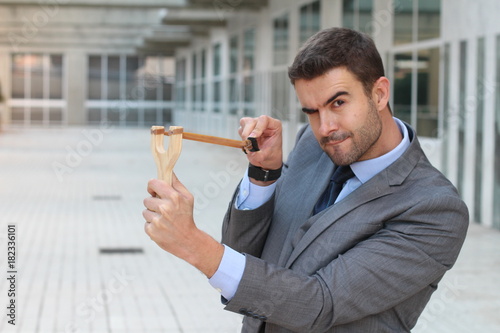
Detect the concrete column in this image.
<box><xmin>65</xmin><ymin>50</ymin><xmax>87</xmax><ymax>125</ymax></box>
<box><xmin>320</xmin><ymin>0</ymin><xmax>341</xmax><ymax>28</ymax></box>
<box><xmin>0</xmin><ymin>51</ymin><xmax>9</xmax><ymax>129</ymax></box>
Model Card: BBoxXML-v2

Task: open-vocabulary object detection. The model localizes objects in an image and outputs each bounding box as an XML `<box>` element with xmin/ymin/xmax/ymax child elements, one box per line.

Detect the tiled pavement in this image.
<box><xmin>0</xmin><ymin>126</ymin><xmax>499</xmax><ymax>333</ymax></box>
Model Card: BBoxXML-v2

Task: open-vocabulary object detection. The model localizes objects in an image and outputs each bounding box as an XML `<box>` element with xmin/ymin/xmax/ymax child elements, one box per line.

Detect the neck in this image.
<box><xmin>378</xmin><ymin>110</ymin><xmax>403</xmax><ymax>155</ymax></box>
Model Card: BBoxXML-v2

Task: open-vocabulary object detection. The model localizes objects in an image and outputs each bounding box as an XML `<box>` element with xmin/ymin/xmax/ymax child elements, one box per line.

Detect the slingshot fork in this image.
<box><xmin>150</xmin><ymin>125</ymin><xmax>183</xmax><ymax>185</ymax></box>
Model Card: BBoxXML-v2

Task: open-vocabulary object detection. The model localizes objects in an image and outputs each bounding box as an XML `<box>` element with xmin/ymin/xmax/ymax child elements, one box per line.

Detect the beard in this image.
<box><xmin>321</xmin><ymin>99</ymin><xmax>382</xmax><ymax>166</ymax></box>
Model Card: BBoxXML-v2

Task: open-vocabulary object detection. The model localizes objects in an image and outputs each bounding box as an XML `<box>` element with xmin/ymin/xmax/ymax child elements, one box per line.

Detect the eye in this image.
<box><xmin>302</xmin><ymin>108</ymin><xmax>318</xmax><ymax>115</ymax></box>
<box><xmin>332</xmin><ymin>100</ymin><xmax>345</xmax><ymax>108</ymax></box>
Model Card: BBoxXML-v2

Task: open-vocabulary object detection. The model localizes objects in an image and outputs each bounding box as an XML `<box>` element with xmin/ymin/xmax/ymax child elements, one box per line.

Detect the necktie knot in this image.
<box><xmin>313</xmin><ymin>165</ymin><xmax>354</xmax><ymax>215</ymax></box>
<box><xmin>331</xmin><ymin>165</ymin><xmax>355</xmax><ymax>185</ymax></box>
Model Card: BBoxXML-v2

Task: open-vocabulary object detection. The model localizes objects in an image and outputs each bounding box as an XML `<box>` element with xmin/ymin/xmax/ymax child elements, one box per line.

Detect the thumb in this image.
<box><xmin>171</xmin><ymin>172</ymin><xmax>192</xmax><ymax>199</ymax></box>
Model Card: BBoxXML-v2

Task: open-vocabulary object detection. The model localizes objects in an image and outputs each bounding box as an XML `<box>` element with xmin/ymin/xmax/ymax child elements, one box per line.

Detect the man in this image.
<box><xmin>143</xmin><ymin>28</ymin><xmax>468</xmax><ymax>332</ymax></box>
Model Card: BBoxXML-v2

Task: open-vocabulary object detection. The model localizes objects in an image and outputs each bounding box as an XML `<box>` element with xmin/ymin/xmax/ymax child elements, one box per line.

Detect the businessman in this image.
<box><xmin>143</xmin><ymin>27</ymin><xmax>469</xmax><ymax>332</ymax></box>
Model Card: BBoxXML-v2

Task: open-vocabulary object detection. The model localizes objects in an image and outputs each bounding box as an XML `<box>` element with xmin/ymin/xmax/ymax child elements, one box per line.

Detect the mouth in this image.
<box><xmin>325</xmin><ymin>137</ymin><xmax>348</xmax><ymax>146</ymax></box>
<box><xmin>321</xmin><ymin>134</ymin><xmax>350</xmax><ymax>147</ymax></box>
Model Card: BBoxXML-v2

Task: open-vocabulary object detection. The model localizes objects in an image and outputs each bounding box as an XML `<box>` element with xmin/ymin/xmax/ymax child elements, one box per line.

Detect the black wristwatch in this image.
<box><xmin>248</xmin><ymin>163</ymin><xmax>282</xmax><ymax>182</ymax></box>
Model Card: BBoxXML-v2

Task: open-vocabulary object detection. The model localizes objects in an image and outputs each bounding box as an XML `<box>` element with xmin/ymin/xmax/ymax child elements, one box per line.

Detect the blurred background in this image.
<box><xmin>0</xmin><ymin>0</ymin><xmax>500</xmax><ymax>332</ymax></box>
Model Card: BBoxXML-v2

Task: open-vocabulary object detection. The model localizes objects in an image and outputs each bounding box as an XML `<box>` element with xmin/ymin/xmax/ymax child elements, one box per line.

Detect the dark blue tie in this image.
<box><xmin>313</xmin><ymin>165</ymin><xmax>354</xmax><ymax>215</ymax></box>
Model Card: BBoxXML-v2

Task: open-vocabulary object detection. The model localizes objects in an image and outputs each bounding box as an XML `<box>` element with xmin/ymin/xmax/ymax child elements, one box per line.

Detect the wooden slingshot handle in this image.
<box><xmin>150</xmin><ymin>125</ymin><xmax>183</xmax><ymax>185</ymax></box>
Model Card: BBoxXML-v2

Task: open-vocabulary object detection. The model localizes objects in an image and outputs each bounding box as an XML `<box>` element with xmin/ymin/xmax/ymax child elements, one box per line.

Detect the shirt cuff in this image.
<box><xmin>236</xmin><ymin>171</ymin><xmax>277</xmax><ymax>210</ymax></box>
<box><xmin>208</xmin><ymin>245</ymin><xmax>246</xmax><ymax>301</ymax></box>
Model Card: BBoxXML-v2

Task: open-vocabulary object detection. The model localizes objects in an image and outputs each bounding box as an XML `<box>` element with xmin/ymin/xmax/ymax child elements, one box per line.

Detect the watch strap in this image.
<box><xmin>248</xmin><ymin>163</ymin><xmax>282</xmax><ymax>182</ymax></box>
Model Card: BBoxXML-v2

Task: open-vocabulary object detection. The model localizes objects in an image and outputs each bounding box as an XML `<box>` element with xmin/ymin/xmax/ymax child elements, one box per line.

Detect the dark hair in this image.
<box><xmin>288</xmin><ymin>27</ymin><xmax>386</xmax><ymax>97</ymax></box>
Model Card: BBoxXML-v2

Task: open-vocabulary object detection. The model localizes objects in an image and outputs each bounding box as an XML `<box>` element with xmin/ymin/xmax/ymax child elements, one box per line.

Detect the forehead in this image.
<box><xmin>294</xmin><ymin>67</ymin><xmax>364</xmax><ymax>104</ymax></box>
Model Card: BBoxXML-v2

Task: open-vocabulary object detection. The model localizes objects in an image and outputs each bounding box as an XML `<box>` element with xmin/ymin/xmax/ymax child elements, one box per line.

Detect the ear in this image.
<box><xmin>372</xmin><ymin>77</ymin><xmax>390</xmax><ymax>112</ymax></box>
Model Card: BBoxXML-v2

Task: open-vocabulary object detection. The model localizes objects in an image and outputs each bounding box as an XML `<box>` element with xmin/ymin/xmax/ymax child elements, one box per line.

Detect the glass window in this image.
<box><xmin>474</xmin><ymin>37</ymin><xmax>485</xmax><ymax>224</ymax></box>
<box><xmin>494</xmin><ymin>35</ymin><xmax>500</xmax><ymax>229</ymax></box>
<box><xmin>394</xmin><ymin>0</ymin><xmax>414</xmax><ymax>45</ymax></box>
<box><xmin>49</xmin><ymin>55</ymin><xmax>63</xmax><ymax>100</ymax></box>
<box><xmin>30</xmin><ymin>107</ymin><xmax>44</xmax><ymax>123</ymax></box>
<box><xmin>213</xmin><ymin>43</ymin><xmax>222</xmax><ymax>113</ymax></box>
<box><xmin>393</xmin><ymin>48</ymin><xmax>440</xmax><ymax>138</ymax></box>
<box><xmin>192</xmin><ymin>53</ymin><xmax>197</xmax><ymax>80</ymax></box>
<box><xmin>10</xmin><ymin>53</ymin><xmax>65</xmax><ymax>125</ymax></box>
<box><xmin>88</xmin><ymin>56</ymin><xmax>102</xmax><ymax>100</ymax></box>
<box><xmin>393</xmin><ymin>52</ymin><xmax>413</xmax><ymax>125</ymax></box>
<box><xmin>126</xmin><ymin>56</ymin><xmax>140</xmax><ymax>99</ymax></box>
<box><xmin>87</xmin><ymin>108</ymin><xmax>101</xmax><ymax>123</ymax></box>
<box><xmin>107</xmin><ymin>56</ymin><xmax>120</xmax><ymax>100</ymax></box>
<box><xmin>394</xmin><ymin>0</ymin><xmax>441</xmax><ymax>45</ymax></box>
<box><xmin>201</xmin><ymin>49</ymin><xmax>206</xmax><ymax>79</ymax></box>
<box><xmin>87</xmin><ymin>55</ymin><xmax>173</xmax><ymax>125</ymax></box>
<box><xmin>243</xmin><ymin>29</ymin><xmax>255</xmax><ymax>71</ymax></box>
<box><xmin>243</xmin><ymin>29</ymin><xmax>256</xmax><ymax>117</ymax></box>
<box><xmin>358</xmin><ymin>0</ymin><xmax>373</xmax><ymax>35</ymax></box>
<box><xmin>271</xmin><ymin>70</ymin><xmax>290</xmax><ymax>120</ymax></box>
<box><xmin>163</xmin><ymin>80</ymin><xmax>173</xmax><ymax>101</ymax></box>
<box><xmin>343</xmin><ymin>0</ymin><xmax>373</xmax><ymax>35</ymax></box>
<box><xmin>442</xmin><ymin>43</ymin><xmax>450</xmax><ymax>176</ymax></box>
<box><xmin>107</xmin><ymin>108</ymin><xmax>120</xmax><ymax>124</ymax></box>
<box><xmin>230</xmin><ymin>36</ymin><xmax>238</xmax><ymax>74</ymax></box>
<box><xmin>125</xmin><ymin>108</ymin><xmax>139</xmax><ymax>124</ymax></box>
<box><xmin>144</xmin><ymin>109</ymin><xmax>157</xmax><ymax>126</ymax></box>
<box><xmin>229</xmin><ymin>78</ymin><xmax>239</xmax><ymax>115</ymax></box>
<box><xmin>343</xmin><ymin>0</ymin><xmax>355</xmax><ymax>31</ymax></box>
<box><xmin>213</xmin><ymin>81</ymin><xmax>221</xmax><ymax>113</ymax></box>
<box><xmin>175</xmin><ymin>58</ymin><xmax>186</xmax><ymax>108</ymax></box>
<box><xmin>49</xmin><ymin>108</ymin><xmax>63</xmax><ymax>122</ymax></box>
<box><xmin>11</xmin><ymin>54</ymin><xmax>25</xmax><ymax>99</ymax></box>
<box><xmin>418</xmin><ymin>0</ymin><xmax>440</xmax><ymax>41</ymax></box>
<box><xmin>300</xmin><ymin>1</ymin><xmax>321</xmax><ymax>44</ymax></box>
<box><xmin>11</xmin><ymin>108</ymin><xmax>25</xmax><ymax>122</ymax></box>
<box><xmin>143</xmin><ymin>56</ymin><xmax>170</xmax><ymax>102</ymax></box>
<box><xmin>416</xmin><ymin>47</ymin><xmax>440</xmax><ymax>137</ymax></box>
<box><xmin>457</xmin><ymin>41</ymin><xmax>467</xmax><ymax>195</ymax></box>
<box><xmin>30</xmin><ymin>55</ymin><xmax>44</xmax><ymax>99</ymax></box>
<box><xmin>243</xmin><ymin>75</ymin><xmax>255</xmax><ymax>117</ymax></box>
<box><xmin>273</xmin><ymin>14</ymin><xmax>289</xmax><ymax>66</ymax></box>
<box><xmin>213</xmin><ymin>43</ymin><xmax>221</xmax><ymax>76</ymax></box>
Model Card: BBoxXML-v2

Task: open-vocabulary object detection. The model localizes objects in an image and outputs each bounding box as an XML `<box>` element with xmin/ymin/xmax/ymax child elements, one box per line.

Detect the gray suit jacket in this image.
<box><xmin>221</xmin><ymin>124</ymin><xmax>468</xmax><ymax>332</ymax></box>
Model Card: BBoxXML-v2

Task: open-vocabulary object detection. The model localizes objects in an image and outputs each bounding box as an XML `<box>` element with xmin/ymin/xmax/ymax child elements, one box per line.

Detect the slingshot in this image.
<box><xmin>150</xmin><ymin>126</ymin><xmax>260</xmax><ymax>184</ymax></box>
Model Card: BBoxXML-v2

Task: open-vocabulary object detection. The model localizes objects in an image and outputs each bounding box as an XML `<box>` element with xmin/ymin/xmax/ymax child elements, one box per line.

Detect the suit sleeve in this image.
<box><xmin>223</xmin><ymin>193</ymin><xmax>469</xmax><ymax>331</ymax></box>
<box><xmin>221</xmin><ymin>188</ymin><xmax>275</xmax><ymax>258</ymax></box>
<box><xmin>220</xmin><ymin>124</ymin><xmax>310</xmax><ymax>257</ymax></box>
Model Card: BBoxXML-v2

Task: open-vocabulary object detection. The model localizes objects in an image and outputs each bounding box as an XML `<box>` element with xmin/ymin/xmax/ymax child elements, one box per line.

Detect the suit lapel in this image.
<box><xmin>284</xmin><ymin>170</ymin><xmax>395</xmax><ymax>268</ymax></box>
<box><xmin>284</xmin><ymin>126</ymin><xmax>423</xmax><ymax>268</ymax></box>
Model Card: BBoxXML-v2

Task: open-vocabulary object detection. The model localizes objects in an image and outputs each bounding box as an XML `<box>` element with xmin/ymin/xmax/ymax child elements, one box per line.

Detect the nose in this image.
<box><xmin>318</xmin><ymin>111</ymin><xmax>339</xmax><ymax>137</ymax></box>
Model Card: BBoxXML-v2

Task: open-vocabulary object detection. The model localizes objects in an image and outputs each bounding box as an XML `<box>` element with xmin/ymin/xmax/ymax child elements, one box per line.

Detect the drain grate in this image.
<box><xmin>99</xmin><ymin>247</ymin><xmax>144</xmax><ymax>254</ymax></box>
<box><xmin>92</xmin><ymin>195</ymin><xmax>122</xmax><ymax>201</ymax></box>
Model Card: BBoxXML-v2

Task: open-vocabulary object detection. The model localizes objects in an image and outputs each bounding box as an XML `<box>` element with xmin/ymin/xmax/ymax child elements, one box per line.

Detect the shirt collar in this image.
<box><xmin>350</xmin><ymin>117</ymin><xmax>410</xmax><ymax>184</ymax></box>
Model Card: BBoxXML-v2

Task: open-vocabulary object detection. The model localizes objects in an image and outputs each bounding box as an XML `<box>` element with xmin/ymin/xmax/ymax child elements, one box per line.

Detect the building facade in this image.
<box><xmin>0</xmin><ymin>0</ymin><xmax>499</xmax><ymax>230</ymax></box>
<box><xmin>0</xmin><ymin>0</ymin><xmax>177</xmax><ymax>128</ymax></box>
<box><xmin>169</xmin><ymin>0</ymin><xmax>500</xmax><ymax>229</ymax></box>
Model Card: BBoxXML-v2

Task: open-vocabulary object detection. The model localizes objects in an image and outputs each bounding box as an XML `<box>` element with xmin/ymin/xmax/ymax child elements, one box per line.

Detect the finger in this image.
<box><xmin>147</xmin><ymin>179</ymin><xmax>157</xmax><ymax>197</ymax></box>
<box><xmin>148</xmin><ymin>178</ymin><xmax>173</xmax><ymax>199</ymax></box>
<box><xmin>239</xmin><ymin>117</ymin><xmax>257</xmax><ymax>139</ymax></box>
<box><xmin>143</xmin><ymin>208</ymin><xmax>158</xmax><ymax>224</ymax></box>
<box><xmin>143</xmin><ymin>196</ymin><xmax>163</xmax><ymax>213</ymax></box>
<box><xmin>144</xmin><ymin>221</ymin><xmax>154</xmax><ymax>239</ymax></box>
<box><xmin>248</xmin><ymin>115</ymin><xmax>272</xmax><ymax>138</ymax></box>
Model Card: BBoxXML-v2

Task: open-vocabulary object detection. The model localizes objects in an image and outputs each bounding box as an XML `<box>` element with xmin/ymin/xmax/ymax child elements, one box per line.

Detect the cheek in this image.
<box><xmin>344</xmin><ymin>106</ymin><xmax>367</xmax><ymax>131</ymax></box>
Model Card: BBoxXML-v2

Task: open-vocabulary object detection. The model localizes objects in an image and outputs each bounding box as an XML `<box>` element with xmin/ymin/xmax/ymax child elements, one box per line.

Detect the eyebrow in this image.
<box><xmin>301</xmin><ymin>91</ymin><xmax>349</xmax><ymax>114</ymax></box>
